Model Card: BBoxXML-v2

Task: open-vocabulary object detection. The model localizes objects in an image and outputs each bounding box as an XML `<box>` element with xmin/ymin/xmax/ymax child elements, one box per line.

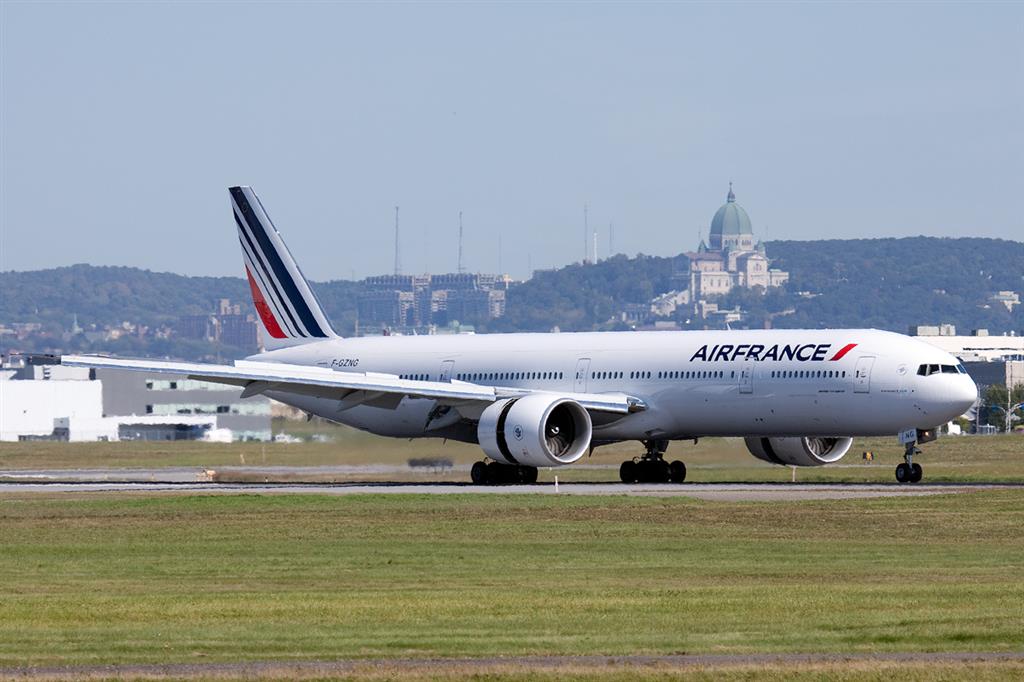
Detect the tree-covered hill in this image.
<box><xmin>490</xmin><ymin>236</ymin><xmax>1024</xmax><ymax>333</ymax></box>
<box><xmin>490</xmin><ymin>254</ymin><xmax>674</xmax><ymax>332</ymax></box>
<box><xmin>0</xmin><ymin>264</ymin><xmax>252</xmax><ymax>330</ymax></box>
<box><xmin>0</xmin><ymin>264</ymin><xmax>361</xmax><ymax>336</ymax></box>
<box><xmin>2</xmin><ymin>237</ymin><xmax>1022</xmax><ymax>348</ymax></box>
<box><xmin>768</xmin><ymin>237</ymin><xmax>1024</xmax><ymax>332</ymax></box>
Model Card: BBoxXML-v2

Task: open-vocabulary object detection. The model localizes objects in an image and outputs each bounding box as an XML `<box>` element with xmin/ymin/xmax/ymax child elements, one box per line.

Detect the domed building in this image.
<box><xmin>684</xmin><ymin>184</ymin><xmax>788</xmax><ymax>304</ymax></box>
<box><xmin>709</xmin><ymin>185</ymin><xmax>755</xmax><ymax>251</ymax></box>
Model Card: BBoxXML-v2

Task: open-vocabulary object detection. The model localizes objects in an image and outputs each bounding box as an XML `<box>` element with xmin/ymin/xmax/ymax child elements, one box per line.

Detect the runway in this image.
<box><xmin>0</xmin><ymin>468</ymin><xmax>1018</xmax><ymax>500</ymax></box>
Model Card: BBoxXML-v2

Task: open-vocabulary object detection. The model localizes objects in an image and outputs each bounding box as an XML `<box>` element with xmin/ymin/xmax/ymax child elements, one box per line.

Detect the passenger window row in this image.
<box><xmin>456</xmin><ymin>371</ymin><xmax>564</xmax><ymax>382</ymax></box>
<box><xmin>616</xmin><ymin>370</ymin><xmax>728</xmax><ymax>380</ymax></box>
<box><xmin>660</xmin><ymin>369</ymin><xmax>725</xmax><ymax>380</ymax></box>
<box><xmin>771</xmin><ymin>369</ymin><xmax>846</xmax><ymax>379</ymax></box>
<box><xmin>404</xmin><ymin>367</ymin><xmax>861</xmax><ymax>383</ymax></box>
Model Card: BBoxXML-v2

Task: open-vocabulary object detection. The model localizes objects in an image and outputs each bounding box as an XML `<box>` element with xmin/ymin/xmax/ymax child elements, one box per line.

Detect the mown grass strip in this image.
<box><xmin>0</xmin><ymin>492</ymin><xmax>1020</xmax><ymax>667</ymax></box>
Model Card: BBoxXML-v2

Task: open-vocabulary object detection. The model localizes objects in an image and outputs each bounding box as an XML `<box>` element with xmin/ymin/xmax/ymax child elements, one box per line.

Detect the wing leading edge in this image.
<box><xmin>59</xmin><ymin>355</ymin><xmax>645</xmax><ymax>415</ymax></box>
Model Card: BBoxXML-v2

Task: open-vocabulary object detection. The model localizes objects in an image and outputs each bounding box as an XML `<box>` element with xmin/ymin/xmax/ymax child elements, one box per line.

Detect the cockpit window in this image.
<box><xmin>917</xmin><ymin>364</ymin><xmax>961</xmax><ymax>376</ymax></box>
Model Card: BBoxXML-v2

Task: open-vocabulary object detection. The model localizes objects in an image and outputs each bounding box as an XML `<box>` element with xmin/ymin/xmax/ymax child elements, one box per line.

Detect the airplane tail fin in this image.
<box><xmin>229</xmin><ymin>186</ymin><xmax>338</xmax><ymax>350</ymax></box>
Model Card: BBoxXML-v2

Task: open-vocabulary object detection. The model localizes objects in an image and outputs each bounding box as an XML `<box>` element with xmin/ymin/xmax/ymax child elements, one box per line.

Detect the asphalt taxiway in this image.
<box><xmin>0</xmin><ymin>468</ymin><xmax>1017</xmax><ymax>501</ymax></box>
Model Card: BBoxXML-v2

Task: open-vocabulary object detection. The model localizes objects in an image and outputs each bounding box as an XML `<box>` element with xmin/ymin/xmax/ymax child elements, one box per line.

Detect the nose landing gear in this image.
<box><xmin>895</xmin><ymin>442</ymin><xmax>924</xmax><ymax>484</ymax></box>
<box><xmin>895</xmin><ymin>428</ymin><xmax>936</xmax><ymax>483</ymax></box>
<box><xmin>619</xmin><ymin>440</ymin><xmax>687</xmax><ymax>483</ymax></box>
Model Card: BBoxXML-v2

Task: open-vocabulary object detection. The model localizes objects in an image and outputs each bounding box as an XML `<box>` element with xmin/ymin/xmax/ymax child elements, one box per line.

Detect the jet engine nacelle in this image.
<box><xmin>744</xmin><ymin>436</ymin><xmax>853</xmax><ymax>466</ymax></box>
<box><xmin>478</xmin><ymin>395</ymin><xmax>592</xmax><ymax>468</ymax></box>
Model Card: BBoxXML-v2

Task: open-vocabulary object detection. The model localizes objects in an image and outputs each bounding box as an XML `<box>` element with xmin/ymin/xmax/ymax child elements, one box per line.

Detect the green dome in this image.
<box><xmin>709</xmin><ymin>184</ymin><xmax>753</xmax><ymax>246</ymax></box>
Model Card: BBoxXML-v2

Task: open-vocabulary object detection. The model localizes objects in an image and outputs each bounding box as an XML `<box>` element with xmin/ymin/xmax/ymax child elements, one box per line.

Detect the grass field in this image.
<box><xmin>1</xmin><ymin>420</ymin><xmax>1021</xmax><ymax>483</ymax></box>
<box><xmin>0</xmin><ymin>490</ymin><xmax>1021</xmax><ymax>677</ymax></box>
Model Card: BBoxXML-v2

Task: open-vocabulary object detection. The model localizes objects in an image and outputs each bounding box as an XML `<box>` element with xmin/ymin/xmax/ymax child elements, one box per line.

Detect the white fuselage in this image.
<box><xmin>252</xmin><ymin>328</ymin><xmax>977</xmax><ymax>444</ymax></box>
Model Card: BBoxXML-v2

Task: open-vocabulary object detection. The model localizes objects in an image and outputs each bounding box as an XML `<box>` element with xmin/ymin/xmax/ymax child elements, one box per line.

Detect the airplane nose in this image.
<box><xmin>952</xmin><ymin>377</ymin><xmax>978</xmax><ymax>414</ymax></box>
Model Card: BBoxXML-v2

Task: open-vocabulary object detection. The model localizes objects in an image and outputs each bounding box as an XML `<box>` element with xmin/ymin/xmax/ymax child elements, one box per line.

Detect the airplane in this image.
<box><xmin>56</xmin><ymin>186</ymin><xmax>978</xmax><ymax>485</ymax></box>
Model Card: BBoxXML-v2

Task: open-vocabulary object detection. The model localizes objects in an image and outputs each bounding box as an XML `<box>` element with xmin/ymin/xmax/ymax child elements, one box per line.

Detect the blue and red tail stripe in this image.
<box><xmin>229</xmin><ymin>186</ymin><xmax>336</xmax><ymax>345</ymax></box>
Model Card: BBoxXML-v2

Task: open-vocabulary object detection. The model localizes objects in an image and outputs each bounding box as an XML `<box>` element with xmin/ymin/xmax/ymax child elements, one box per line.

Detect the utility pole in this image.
<box><xmin>393</xmin><ymin>206</ymin><xmax>401</xmax><ymax>276</ymax></box>
<box><xmin>1009</xmin><ymin>384</ymin><xmax>1014</xmax><ymax>434</ymax></box>
<box><xmin>1009</xmin><ymin>363</ymin><xmax>1024</xmax><ymax>432</ymax></box>
<box><xmin>457</xmin><ymin>211</ymin><xmax>464</xmax><ymax>274</ymax></box>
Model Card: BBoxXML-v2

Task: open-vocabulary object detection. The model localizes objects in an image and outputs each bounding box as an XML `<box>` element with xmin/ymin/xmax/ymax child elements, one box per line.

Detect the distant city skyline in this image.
<box><xmin>2</xmin><ymin>1</ymin><xmax>1021</xmax><ymax>281</ymax></box>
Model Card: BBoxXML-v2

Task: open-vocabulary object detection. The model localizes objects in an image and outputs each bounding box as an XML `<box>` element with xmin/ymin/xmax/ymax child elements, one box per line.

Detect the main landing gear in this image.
<box><xmin>470</xmin><ymin>461</ymin><xmax>538</xmax><ymax>485</ymax></box>
<box><xmin>895</xmin><ymin>442</ymin><xmax>923</xmax><ymax>484</ymax></box>
<box><xmin>619</xmin><ymin>440</ymin><xmax>687</xmax><ymax>484</ymax></box>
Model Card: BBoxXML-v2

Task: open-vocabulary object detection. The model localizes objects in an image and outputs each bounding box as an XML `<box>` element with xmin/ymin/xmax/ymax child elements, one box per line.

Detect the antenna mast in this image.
<box><xmin>393</xmin><ymin>206</ymin><xmax>401</xmax><ymax>275</ymax></box>
<box><xmin>583</xmin><ymin>204</ymin><xmax>589</xmax><ymax>264</ymax></box>
<box><xmin>458</xmin><ymin>211</ymin><xmax>464</xmax><ymax>274</ymax></box>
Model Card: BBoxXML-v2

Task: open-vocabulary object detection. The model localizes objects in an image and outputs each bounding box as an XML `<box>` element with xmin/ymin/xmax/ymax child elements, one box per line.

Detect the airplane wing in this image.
<box><xmin>58</xmin><ymin>354</ymin><xmax>646</xmax><ymax>415</ymax></box>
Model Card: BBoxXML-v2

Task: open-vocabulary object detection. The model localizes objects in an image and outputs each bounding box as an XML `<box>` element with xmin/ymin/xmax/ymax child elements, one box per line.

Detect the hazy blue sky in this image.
<box><xmin>2</xmin><ymin>1</ymin><xmax>1021</xmax><ymax>281</ymax></box>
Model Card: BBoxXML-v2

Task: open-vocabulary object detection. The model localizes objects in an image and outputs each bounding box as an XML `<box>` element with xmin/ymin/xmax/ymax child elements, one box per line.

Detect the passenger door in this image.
<box><xmin>574</xmin><ymin>358</ymin><xmax>591</xmax><ymax>393</ymax></box>
<box><xmin>738</xmin><ymin>361</ymin><xmax>754</xmax><ymax>394</ymax></box>
<box><xmin>854</xmin><ymin>356</ymin><xmax>875</xmax><ymax>393</ymax></box>
<box><xmin>438</xmin><ymin>360</ymin><xmax>455</xmax><ymax>383</ymax></box>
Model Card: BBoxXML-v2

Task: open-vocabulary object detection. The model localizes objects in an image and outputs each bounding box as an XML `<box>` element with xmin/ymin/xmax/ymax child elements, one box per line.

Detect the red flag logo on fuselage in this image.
<box><xmin>829</xmin><ymin>343</ymin><xmax>858</xmax><ymax>361</ymax></box>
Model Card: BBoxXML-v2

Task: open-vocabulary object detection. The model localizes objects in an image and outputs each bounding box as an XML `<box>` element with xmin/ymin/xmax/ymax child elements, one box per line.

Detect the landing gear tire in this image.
<box><xmin>486</xmin><ymin>461</ymin><xmax>505</xmax><ymax>484</ymax></box>
<box><xmin>519</xmin><ymin>466</ymin><xmax>539</xmax><ymax>484</ymax></box>
<box><xmin>632</xmin><ymin>457</ymin><xmax>669</xmax><ymax>483</ymax></box>
<box><xmin>895</xmin><ymin>462</ymin><xmax>911</xmax><ymax>484</ymax></box>
<box><xmin>910</xmin><ymin>462</ymin><xmax>923</xmax><ymax>483</ymax></box>
<box><xmin>669</xmin><ymin>460</ymin><xmax>687</xmax><ymax>483</ymax></box>
<box><xmin>471</xmin><ymin>461</ymin><xmax>489</xmax><ymax>485</ymax></box>
<box><xmin>471</xmin><ymin>461</ymin><xmax>538</xmax><ymax>485</ymax></box>
<box><xmin>619</xmin><ymin>460</ymin><xmax>637</xmax><ymax>483</ymax></box>
<box><xmin>621</xmin><ymin>440</ymin><xmax>684</xmax><ymax>484</ymax></box>
<box><xmin>645</xmin><ymin>459</ymin><xmax>669</xmax><ymax>483</ymax></box>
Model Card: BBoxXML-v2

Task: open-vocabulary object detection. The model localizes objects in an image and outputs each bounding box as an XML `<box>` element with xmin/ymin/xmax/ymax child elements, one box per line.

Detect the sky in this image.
<box><xmin>1</xmin><ymin>1</ymin><xmax>1021</xmax><ymax>281</ymax></box>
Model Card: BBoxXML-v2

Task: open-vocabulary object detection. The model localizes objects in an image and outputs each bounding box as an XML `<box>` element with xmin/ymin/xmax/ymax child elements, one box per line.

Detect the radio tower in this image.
<box><xmin>458</xmin><ymin>211</ymin><xmax>465</xmax><ymax>274</ymax></box>
<box><xmin>583</xmin><ymin>204</ymin><xmax>589</xmax><ymax>264</ymax></box>
<box><xmin>393</xmin><ymin>206</ymin><xmax>401</xmax><ymax>276</ymax></box>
